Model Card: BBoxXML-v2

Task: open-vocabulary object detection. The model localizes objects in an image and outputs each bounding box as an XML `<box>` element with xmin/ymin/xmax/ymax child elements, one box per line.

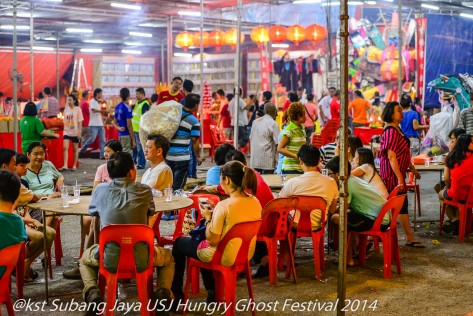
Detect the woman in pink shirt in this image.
<box><xmin>93</xmin><ymin>140</ymin><xmax>123</xmax><ymax>190</ymax></box>
<box><xmin>303</xmin><ymin>93</ymin><xmax>319</xmax><ymax>143</ymax></box>
<box><xmin>61</xmin><ymin>94</ymin><xmax>83</xmax><ymax>171</ymax></box>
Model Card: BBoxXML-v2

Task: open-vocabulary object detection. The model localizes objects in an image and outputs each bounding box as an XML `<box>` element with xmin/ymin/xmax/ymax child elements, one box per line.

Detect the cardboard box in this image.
<box><xmin>0</xmin><ymin>121</ymin><xmax>8</xmax><ymax>133</ymax></box>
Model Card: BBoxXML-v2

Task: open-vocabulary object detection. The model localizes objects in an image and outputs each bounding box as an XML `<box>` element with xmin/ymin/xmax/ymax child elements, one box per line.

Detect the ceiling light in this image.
<box><xmin>6</xmin><ymin>11</ymin><xmax>35</xmax><ymax>18</ymax></box>
<box><xmin>421</xmin><ymin>3</ymin><xmax>440</xmax><ymax>10</ymax></box>
<box><xmin>322</xmin><ymin>2</ymin><xmax>341</xmax><ymax>6</ymax></box>
<box><xmin>111</xmin><ymin>2</ymin><xmax>141</xmax><ymax>10</ymax></box>
<box><xmin>177</xmin><ymin>11</ymin><xmax>201</xmax><ymax>17</ymax></box>
<box><xmin>349</xmin><ymin>1</ymin><xmax>364</xmax><ymax>4</ymax></box>
<box><xmin>66</xmin><ymin>28</ymin><xmax>93</xmax><ymax>33</ymax></box>
<box><xmin>44</xmin><ymin>36</ymin><xmax>57</xmax><ymax>41</ymax></box>
<box><xmin>124</xmin><ymin>41</ymin><xmax>141</xmax><ymax>46</ymax></box>
<box><xmin>122</xmin><ymin>49</ymin><xmax>142</xmax><ymax>55</ymax></box>
<box><xmin>129</xmin><ymin>31</ymin><xmax>152</xmax><ymax>38</ymax></box>
<box><xmin>382</xmin><ymin>0</ymin><xmax>393</xmax><ymax>2</ymax></box>
<box><xmin>293</xmin><ymin>0</ymin><xmax>322</xmax><ymax>3</ymax></box>
<box><xmin>45</xmin><ymin>0</ymin><xmax>62</xmax><ymax>2</ymax></box>
<box><xmin>83</xmin><ymin>39</ymin><xmax>104</xmax><ymax>44</ymax></box>
<box><xmin>81</xmin><ymin>48</ymin><xmax>103</xmax><ymax>53</ymax></box>
<box><xmin>364</xmin><ymin>1</ymin><xmax>377</xmax><ymax>4</ymax></box>
<box><xmin>460</xmin><ymin>12</ymin><xmax>473</xmax><ymax>19</ymax></box>
<box><xmin>138</xmin><ymin>23</ymin><xmax>164</xmax><ymax>28</ymax></box>
<box><xmin>33</xmin><ymin>46</ymin><xmax>54</xmax><ymax>51</ymax></box>
<box><xmin>272</xmin><ymin>43</ymin><xmax>289</xmax><ymax>48</ymax></box>
<box><xmin>174</xmin><ymin>52</ymin><xmax>192</xmax><ymax>57</ymax></box>
<box><xmin>0</xmin><ymin>25</ymin><xmax>30</xmax><ymax>30</ymax></box>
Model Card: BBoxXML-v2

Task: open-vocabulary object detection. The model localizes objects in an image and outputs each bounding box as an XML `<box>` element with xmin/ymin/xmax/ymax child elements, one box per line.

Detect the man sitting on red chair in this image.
<box><xmin>79</xmin><ymin>152</ymin><xmax>174</xmax><ymax>307</ymax></box>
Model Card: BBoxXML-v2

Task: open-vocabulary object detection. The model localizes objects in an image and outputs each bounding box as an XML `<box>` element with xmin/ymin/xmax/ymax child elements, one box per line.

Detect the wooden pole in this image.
<box><xmin>199</xmin><ymin>0</ymin><xmax>205</xmax><ymax>158</ymax></box>
<box><xmin>30</xmin><ymin>4</ymin><xmax>34</xmax><ymax>101</ymax></box>
<box><xmin>13</xmin><ymin>0</ymin><xmax>18</xmax><ymax>152</ymax></box>
<box><xmin>233</xmin><ymin>0</ymin><xmax>243</xmax><ymax>144</ymax></box>
<box><xmin>398</xmin><ymin>0</ymin><xmax>403</xmax><ymax>100</ymax></box>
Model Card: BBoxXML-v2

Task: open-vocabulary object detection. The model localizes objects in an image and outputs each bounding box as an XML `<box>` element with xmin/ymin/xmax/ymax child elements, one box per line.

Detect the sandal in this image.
<box><xmin>405</xmin><ymin>241</ymin><xmax>425</xmax><ymax>248</ymax></box>
<box><xmin>58</xmin><ymin>167</ymin><xmax>68</xmax><ymax>171</ymax></box>
<box><xmin>29</xmin><ymin>268</ymin><xmax>38</xmax><ymax>280</ymax></box>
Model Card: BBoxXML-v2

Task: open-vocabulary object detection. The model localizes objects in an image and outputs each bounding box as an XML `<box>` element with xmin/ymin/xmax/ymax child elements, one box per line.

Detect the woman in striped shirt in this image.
<box><xmin>379</xmin><ymin>101</ymin><xmax>424</xmax><ymax>248</ymax></box>
<box><xmin>277</xmin><ymin>102</ymin><xmax>307</xmax><ymax>174</ymax></box>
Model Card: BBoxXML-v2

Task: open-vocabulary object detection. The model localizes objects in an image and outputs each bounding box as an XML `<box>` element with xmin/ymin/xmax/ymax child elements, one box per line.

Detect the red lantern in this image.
<box><xmin>268</xmin><ymin>25</ymin><xmax>287</xmax><ymax>43</ymax></box>
<box><xmin>305</xmin><ymin>24</ymin><xmax>327</xmax><ymax>43</ymax></box>
<box><xmin>175</xmin><ymin>32</ymin><xmax>193</xmax><ymax>51</ymax></box>
<box><xmin>250</xmin><ymin>26</ymin><xmax>269</xmax><ymax>45</ymax></box>
<box><xmin>209</xmin><ymin>30</ymin><xmax>225</xmax><ymax>50</ymax></box>
<box><xmin>224</xmin><ymin>28</ymin><xmax>245</xmax><ymax>47</ymax></box>
<box><xmin>287</xmin><ymin>25</ymin><xmax>305</xmax><ymax>46</ymax></box>
<box><xmin>192</xmin><ymin>31</ymin><xmax>209</xmax><ymax>47</ymax></box>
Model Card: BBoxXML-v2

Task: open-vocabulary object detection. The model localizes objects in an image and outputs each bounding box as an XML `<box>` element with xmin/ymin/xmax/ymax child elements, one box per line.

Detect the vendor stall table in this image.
<box><xmin>261</xmin><ymin>174</ymin><xmax>300</xmax><ymax>191</ymax></box>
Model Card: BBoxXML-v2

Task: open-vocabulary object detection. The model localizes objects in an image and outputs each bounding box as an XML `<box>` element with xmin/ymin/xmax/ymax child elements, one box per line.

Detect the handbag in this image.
<box><xmin>189</xmin><ymin>218</ymin><xmax>207</xmax><ymax>242</ymax></box>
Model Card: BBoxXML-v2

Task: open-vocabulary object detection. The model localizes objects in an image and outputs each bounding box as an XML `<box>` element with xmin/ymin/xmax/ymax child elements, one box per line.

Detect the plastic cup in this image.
<box><xmin>164</xmin><ymin>188</ymin><xmax>172</xmax><ymax>202</ymax></box>
<box><xmin>72</xmin><ymin>185</ymin><xmax>81</xmax><ymax>203</ymax></box>
<box><xmin>424</xmin><ymin>158</ymin><xmax>430</xmax><ymax>167</ymax></box>
<box><xmin>62</xmin><ymin>195</ymin><xmax>69</xmax><ymax>208</ymax></box>
<box><xmin>280</xmin><ymin>174</ymin><xmax>287</xmax><ymax>185</ymax></box>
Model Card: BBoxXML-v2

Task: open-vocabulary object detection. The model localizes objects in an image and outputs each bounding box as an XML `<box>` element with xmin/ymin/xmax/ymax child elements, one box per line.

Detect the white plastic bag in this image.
<box><xmin>139</xmin><ymin>101</ymin><xmax>182</xmax><ymax>147</ymax></box>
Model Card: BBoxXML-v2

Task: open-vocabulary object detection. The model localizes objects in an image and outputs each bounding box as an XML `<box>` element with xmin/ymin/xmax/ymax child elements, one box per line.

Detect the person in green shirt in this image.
<box><xmin>0</xmin><ymin>169</ymin><xmax>28</xmax><ymax>279</ymax></box>
<box><xmin>19</xmin><ymin>102</ymin><xmax>58</xmax><ymax>154</ymax></box>
<box><xmin>277</xmin><ymin>101</ymin><xmax>307</xmax><ymax>174</ymax></box>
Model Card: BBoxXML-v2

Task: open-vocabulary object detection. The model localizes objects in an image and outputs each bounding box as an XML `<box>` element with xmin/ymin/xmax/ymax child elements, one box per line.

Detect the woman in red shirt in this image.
<box><xmin>440</xmin><ymin>134</ymin><xmax>473</xmax><ymax>234</ymax></box>
<box><xmin>218</xmin><ymin>94</ymin><xmax>233</xmax><ymax>140</ymax></box>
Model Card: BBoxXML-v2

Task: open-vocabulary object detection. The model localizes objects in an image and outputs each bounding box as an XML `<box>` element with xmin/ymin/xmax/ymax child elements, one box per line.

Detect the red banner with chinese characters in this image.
<box><xmin>415</xmin><ymin>17</ymin><xmax>427</xmax><ymax>103</ymax></box>
<box><xmin>259</xmin><ymin>44</ymin><xmax>269</xmax><ymax>92</ymax></box>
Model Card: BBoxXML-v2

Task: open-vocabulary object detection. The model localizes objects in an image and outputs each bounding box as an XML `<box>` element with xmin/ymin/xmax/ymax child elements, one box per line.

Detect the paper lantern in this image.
<box><xmin>250</xmin><ymin>26</ymin><xmax>269</xmax><ymax>45</ymax></box>
<box><xmin>175</xmin><ymin>32</ymin><xmax>193</xmax><ymax>51</ymax></box>
<box><xmin>287</xmin><ymin>25</ymin><xmax>305</xmax><ymax>46</ymax></box>
<box><xmin>209</xmin><ymin>30</ymin><xmax>225</xmax><ymax>50</ymax></box>
<box><xmin>268</xmin><ymin>25</ymin><xmax>287</xmax><ymax>43</ymax></box>
<box><xmin>305</xmin><ymin>24</ymin><xmax>327</xmax><ymax>43</ymax></box>
<box><xmin>224</xmin><ymin>28</ymin><xmax>245</xmax><ymax>47</ymax></box>
<box><xmin>192</xmin><ymin>31</ymin><xmax>209</xmax><ymax>47</ymax></box>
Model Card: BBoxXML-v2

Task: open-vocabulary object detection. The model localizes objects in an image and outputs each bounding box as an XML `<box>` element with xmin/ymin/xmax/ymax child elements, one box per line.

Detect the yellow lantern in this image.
<box><xmin>175</xmin><ymin>32</ymin><xmax>193</xmax><ymax>51</ymax></box>
<box><xmin>250</xmin><ymin>26</ymin><xmax>269</xmax><ymax>45</ymax></box>
<box><xmin>287</xmin><ymin>25</ymin><xmax>306</xmax><ymax>46</ymax></box>
<box><xmin>209</xmin><ymin>30</ymin><xmax>225</xmax><ymax>50</ymax></box>
<box><xmin>224</xmin><ymin>28</ymin><xmax>245</xmax><ymax>48</ymax></box>
<box><xmin>268</xmin><ymin>25</ymin><xmax>287</xmax><ymax>43</ymax></box>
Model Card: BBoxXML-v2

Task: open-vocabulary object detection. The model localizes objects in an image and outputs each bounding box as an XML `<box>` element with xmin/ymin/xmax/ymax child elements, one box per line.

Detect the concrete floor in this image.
<box><xmin>4</xmin><ymin>157</ymin><xmax>473</xmax><ymax>315</ymax></box>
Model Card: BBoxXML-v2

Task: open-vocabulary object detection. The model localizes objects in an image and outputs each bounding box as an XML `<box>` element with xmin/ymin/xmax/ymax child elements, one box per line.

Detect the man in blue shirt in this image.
<box><xmin>166</xmin><ymin>93</ymin><xmax>201</xmax><ymax>190</ymax></box>
<box><xmin>113</xmin><ymin>88</ymin><xmax>135</xmax><ymax>155</ymax></box>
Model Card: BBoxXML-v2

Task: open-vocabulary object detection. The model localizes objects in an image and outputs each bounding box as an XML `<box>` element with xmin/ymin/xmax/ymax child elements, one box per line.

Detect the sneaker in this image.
<box><xmin>452</xmin><ymin>220</ymin><xmax>460</xmax><ymax>235</ymax></box>
<box><xmin>85</xmin><ymin>288</ymin><xmax>102</xmax><ymax>316</ymax></box>
<box><xmin>63</xmin><ymin>267</ymin><xmax>81</xmax><ymax>280</ymax></box>
<box><xmin>253</xmin><ymin>264</ymin><xmax>269</xmax><ymax>279</ymax></box>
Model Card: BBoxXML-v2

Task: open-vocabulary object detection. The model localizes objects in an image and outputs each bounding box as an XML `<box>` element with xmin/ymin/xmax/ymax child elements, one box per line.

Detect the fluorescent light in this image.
<box><xmin>111</xmin><ymin>2</ymin><xmax>141</xmax><ymax>10</ymax></box>
<box><xmin>421</xmin><ymin>3</ymin><xmax>440</xmax><ymax>10</ymax></box>
<box><xmin>44</xmin><ymin>36</ymin><xmax>57</xmax><ymax>41</ymax></box>
<box><xmin>122</xmin><ymin>49</ymin><xmax>142</xmax><ymax>55</ymax></box>
<box><xmin>364</xmin><ymin>1</ymin><xmax>377</xmax><ymax>4</ymax></box>
<box><xmin>129</xmin><ymin>31</ymin><xmax>152</xmax><ymax>38</ymax></box>
<box><xmin>6</xmin><ymin>11</ymin><xmax>35</xmax><ymax>18</ymax></box>
<box><xmin>66</xmin><ymin>28</ymin><xmax>93</xmax><ymax>33</ymax></box>
<box><xmin>460</xmin><ymin>12</ymin><xmax>473</xmax><ymax>19</ymax></box>
<box><xmin>349</xmin><ymin>1</ymin><xmax>364</xmax><ymax>4</ymax></box>
<box><xmin>138</xmin><ymin>23</ymin><xmax>163</xmax><ymax>28</ymax></box>
<box><xmin>81</xmin><ymin>48</ymin><xmax>103</xmax><ymax>53</ymax></box>
<box><xmin>272</xmin><ymin>43</ymin><xmax>289</xmax><ymax>48</ymax></box>
<box><xmin>83</xmin><ymin>39</ymin><xmax>104</xmax><ymax>44</ymax></box>
<box><xmin>45</xmin><ymin>0</ymin><xmax>62</xmax><ymax>2</ymax></box>
<box><xmin>382</xmin><ymin>0</ymin><xmax>393</xmax><ymax>2</ymax></box>
<box><xmin>294</xmin><ymin>0</ymin><xmax>322</xmax><ymax>3</ymax></box>
<box><xmin>33</xmin><ymin>46</ymin><xmax>54</xmax><ymax>51</ymax></box>
<box><xmin>0</xmin><ymin>25</ymin><xmax>30</xmax><ymax>30</ymax></box>
<box><xmin>322</xmin><ymin>1</ymin><xmax>340</xmax><ymax>6</ymax></box>
<box><xmin>177</xmin><ymin>11</ymin><xmax>201</xmax><ymax>17</ymax></box>
<box><xmin>174</xmin><ymin>52</ymin><xmax>192</xmax><ymax>57</ymax></box>
<box><xmin>124</xmin><ymin>41</ymin><xmax>141</xmax><ymax>46</ymax></box>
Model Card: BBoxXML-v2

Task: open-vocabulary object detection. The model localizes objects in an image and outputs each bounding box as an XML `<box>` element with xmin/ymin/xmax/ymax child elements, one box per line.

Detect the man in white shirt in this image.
<box><xmin>79</xmin><ymin>88</ymin><xmax>109</xmax><ymax>159</ymax></box>
<box><xmin>250</xmin><ymin>103</ymin><xmax>280</xmax><ymax>174</ymax></box>
<box><xmin>279</xmin><ymin>144</ymin><xmax>339</xmax><ymax>231</ymax></box>
<box><xmin>318</xmin><ymin>86</ymin><xmax>336</xmax><ymax>125</ymax></box>
<box><xmin>228</xmin><ymin>87</ymin><xmax>252</xmax><ymax>149</ymax></box>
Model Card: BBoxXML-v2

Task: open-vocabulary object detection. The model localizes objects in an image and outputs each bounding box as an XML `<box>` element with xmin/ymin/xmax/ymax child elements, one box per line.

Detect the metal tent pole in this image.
<box><xmin>199</xmin><ymin>0</ymin><xmax>205</xmax><ymax>158</ymax></box>
<box><xmin>167</xmin><ymin>17</ymin><xmax>173</xmax><ymax>82</ymax></box>
<box><xmin>13</xmin><ymin>0</ymin><xmax>18</xmax><ymax>152</ymax></box>
<box><xmin>30</xmin><ymin>4</ymin><xmax>34</xmax><ymax>101</ymax></box>
<box><xmin>337</xmin><ymin>0</ymin><xmax>349</xmax><ymax>314</ymax></box>
<box><xmin>161</xmin><ymin>42</ymin><xmax>165</xmax><ymax>83</ymax></box>
<box><xmin>398</xmin><ymin>0</ymin><xmax>403</xmax><ymax>100</ymax></box>
<box><xmin>233</xmin><ymin>0</ymin><xmax>242</xmax><ymax>144</ymax></box>
<box><xmin>56</xmin><ymin>33</ymin><xmax>60</xmax><ymax>101</ymax></box>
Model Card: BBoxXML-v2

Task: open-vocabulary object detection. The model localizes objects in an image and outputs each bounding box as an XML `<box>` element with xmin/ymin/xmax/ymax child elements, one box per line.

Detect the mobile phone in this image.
<box><xmin>39</xmin><ymin>196</ymin><xmax>48</xmax><ymax>201</ymax></box>
<box><xmin>198</xmin><ymin>198</ymin><xmax>212</xmax><ymax>209</ymax></box>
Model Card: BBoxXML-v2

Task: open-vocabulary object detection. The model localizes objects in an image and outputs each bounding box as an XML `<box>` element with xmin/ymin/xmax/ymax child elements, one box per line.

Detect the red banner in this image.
<box><xmin>415</xmin><ymin>18</ymin><xmax>427</xmax><ymax>103</ymax></box>
<box><xmin>259</xmin><ymin>44</ymin><xmax>269</xmax><ymax>92</ymax></box>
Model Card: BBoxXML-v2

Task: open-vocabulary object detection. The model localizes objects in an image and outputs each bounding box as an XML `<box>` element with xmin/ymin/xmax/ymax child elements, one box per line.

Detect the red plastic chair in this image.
<box><xmin>311</xmin><ymin>119</ymin><xmax>339</xmax><ymax>148</ymax></box>
<box><xmin>375</xmin><ymin>186</ymin><xmax>401</xmax><ymax>252</ymax></box>
<box><xmin>98</xmin><ymin>225</ymin><xmax>155</xmax><ymax>316</ymax></box>
<box><xmin>407</xmin><ymin>172</ymin><xmax>421</xmax><ymax>216</ymax></box>
<box><xmin>209</xmin><ymin>125</ymin><xmax>234</xmax><ymax>162</ymax></box>
<box><xmin>257</xmin><ymin>197</ymin><xmax>299</xmax><ymax>286</ymax></box>
<box><xmin>284</xmin><ymin>196</ymin><xmax>327</xmax><ymax>280</ymax></box>
<box><xmin>184</xmin><ymin>220</ymin><xmax>262</xmax><ymax>316</ymax></box>
<box><xmin>12</xmin><ymin>243</ymin><xmax>25</xmax><ymax>299</ymax></box>
<box><xmin>356</xmin><ymin>194</ymin><xmax>406</xmax><ymax>279</ymax></box>
<box><xmin>439</xmin><ymin>174</ymin><xmax>473</xmax><ymax>242</ymax></box>
<box><xmin>0</xmin><ymin>242</ymin><xmax>24</xmax><ymax>316</ymax></box>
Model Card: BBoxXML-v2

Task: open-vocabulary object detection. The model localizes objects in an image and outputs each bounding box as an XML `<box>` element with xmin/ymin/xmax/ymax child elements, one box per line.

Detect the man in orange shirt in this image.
<box><xmin>349</xmin><ymin>90</ymin><xmax>371</xmax><ymax>128</ymax></box>
<box><xmin>157</xmin><ymin>76</ymin><xmax>185</xmax><ymax>104</ymax></box>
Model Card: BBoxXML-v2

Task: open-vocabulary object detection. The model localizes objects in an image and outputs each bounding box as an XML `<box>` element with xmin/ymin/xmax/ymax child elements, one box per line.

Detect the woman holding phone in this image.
<box><xmin>170</xmin><ymin>161</ymin><xmax>262</xmax><ymax>303</ymax></box>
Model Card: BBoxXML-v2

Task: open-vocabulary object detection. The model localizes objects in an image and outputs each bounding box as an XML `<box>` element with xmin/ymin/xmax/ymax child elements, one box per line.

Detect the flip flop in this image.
<box><xmin>58</xmin><ymin>167</ymin><xmax>68</xmax><ymax>171</ymax></box>
<box><xmin>405</xmin><ymin>241</ymin><xmax>425</xmax><ymax>248</ymax></box>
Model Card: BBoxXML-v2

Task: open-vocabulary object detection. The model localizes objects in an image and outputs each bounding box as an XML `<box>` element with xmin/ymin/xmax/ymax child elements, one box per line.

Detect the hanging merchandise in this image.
<box><xmin>224</xmin><ymin>28</ymin><xmax>245</xmax><ymax>47</ymax></box>
<box><xmin>192</xmin><ymin>31</ymin><xmax>209</xmax><ymax>47</ymax></box>
<box><xmin>305</xmin><ymin>24</ymin><xmax>327</xmax><ymax>43</ymax></box>
<box><xmin>250</xmin><ymin>26</ymin><xmax>269</xmax><ymax>45</ymax></box>
<box><xmin>369</xmin><ymin>25</ymin><xmax>386</xmax><ymax>50</ymax></box>
<box><xmin>287</xmin><ymin>25</ymin><xmax>305</xmax><ymax>46</ymax></box>
<box><xmin>175</xmin><ymin>32</ymin><xmax>193</xmax><ymax>51</ymax></box>
<box><xmin>209</xmin><ymin>30</ymin><xmax>226</xmax><ymax>50</ymax></box>
<box><xmin>268</xmin><ymin>25</ymin><xmax>287</xmax><ymax>43</ymax></box>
